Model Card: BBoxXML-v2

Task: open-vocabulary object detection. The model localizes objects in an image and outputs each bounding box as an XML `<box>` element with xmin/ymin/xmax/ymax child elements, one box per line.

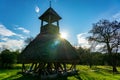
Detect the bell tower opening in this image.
<box><xmin>39</xmin><ymin>2</ymin><xmax>61</xmax><ymax>34</ymax></box>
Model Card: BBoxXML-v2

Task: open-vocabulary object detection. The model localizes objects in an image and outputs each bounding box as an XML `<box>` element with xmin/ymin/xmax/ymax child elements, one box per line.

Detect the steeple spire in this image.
<box><xmin>49</xmin><ymin>0</ymin><xmax>51</xmax><ymax>7</ymax></box>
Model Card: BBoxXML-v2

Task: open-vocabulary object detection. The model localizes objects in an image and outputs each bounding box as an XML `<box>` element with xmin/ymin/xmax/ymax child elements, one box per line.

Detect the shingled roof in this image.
<box><xmin>39</xmin><ymin>7</ymin><xmax>62</xmax><ymax>23</ymax></box>
<box><xmin>18</xmin><ymin>34</ymin><xmax>79</xmax><ymax>63</ymax></box>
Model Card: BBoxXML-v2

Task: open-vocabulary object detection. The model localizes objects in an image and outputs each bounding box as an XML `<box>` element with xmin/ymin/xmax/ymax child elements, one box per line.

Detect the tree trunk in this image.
<box><xmin>106</xmin><ymin>42</ymin><xmax>118</xmax><ymax>72</ymax></box>
<box><xmin>89</xmin><ymin>63</ymin><xmax>92</xmax><ymax>68</ymax></box>
<box><xmin>113</xmin><ymin>65</ymin><xmax>118</xmax><ymax>72</ymax></box>
<box><xmin>112</xmin><ymin>54</ymin><xmax>118</xmax><ymax>72</ymax></box>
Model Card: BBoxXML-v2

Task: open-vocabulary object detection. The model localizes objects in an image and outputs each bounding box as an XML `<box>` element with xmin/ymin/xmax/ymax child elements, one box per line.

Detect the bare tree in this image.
<box><xmin>88</xmin><ymin>19</ymin><xmax>120</xmax><ymax>72</ymax></box>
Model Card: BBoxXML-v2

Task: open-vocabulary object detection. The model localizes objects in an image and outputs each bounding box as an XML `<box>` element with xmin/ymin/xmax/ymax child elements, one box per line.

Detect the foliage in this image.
<box><xmin>76</xmin><ymin>47</ymin><xmax>120</xmax><ymax>67</ymax></box>
<box><xmin>0</xmin><ymin>49</ymin><xmax>19</xmax><ymax>69</ymax></box>
<box><xmin>76</xmin><ymin>47</ymin><xmax>93</xmax><ymax>68</ymax></box>
<box><xmin>90</xmin><ymin>52</ymin><xmax>104</xmax><ymax>65</ymax></box>
<box><xmin>77</xmin><ymin>47</ymin><xmax>102</xmax><ymax>65</ymax></box>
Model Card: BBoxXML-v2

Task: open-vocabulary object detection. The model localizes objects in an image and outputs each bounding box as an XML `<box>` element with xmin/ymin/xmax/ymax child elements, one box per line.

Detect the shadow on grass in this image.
<box><xmin>2</xmin><ymin>73</ymin><xmax>82</xmax><ymax>80</ymax></box>
<box><xmin>79</xmin><ymin>71</ymin><xmax>94</xmax><ymax>80</ymax></box>
<box><xmin>74</xmin><ymin>74</ymin><xmax>82</xmax><ymax>80</ymax></box>
<box><xmin>13</xmin><ymin>75</ymin><xmax>38</xmax><ymax>80</ymax></box>
<box><xmin>2</xmin><ymin>74</ymin><xmax>40</xmax><ymax>80</ymax></box>
<box><xmin>91</xmin><ymin>66</ymin><xmax>120</xmax><ymax>75</ymax></box>
<box><xmin>92</xmin><ymin>66</ymin><xmax>112</xmax><ymax>72</ymax></box>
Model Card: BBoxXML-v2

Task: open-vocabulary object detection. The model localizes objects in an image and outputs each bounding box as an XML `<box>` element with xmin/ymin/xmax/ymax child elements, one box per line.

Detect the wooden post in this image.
<box><xmin>29</xmin><ymin>63</ymin><xmax>34</xmax><ymax>72</ymax></box>
<box><xmin>41</xmin><ymin>20</ymin><xmax>43</xmax><ymax>26</ymax></box>
<box><xmin>47</xmin><ymin>63</ymin><xmax>52</xmax><ymax>73</ymax></box>
<box><xmin>57</xmin><ymin>21</ymin><xmax>59</xmax><ymax>26</ymax></box>
<box><xmin>22</xmin><ymin>63</ymin><xmax>24</xmax><ymax>72</ymax></box>
<box><xmin>63</xmin><ymin>63</ymin><xmax>66</xmax><ymax>72</ymax></box>
<box><xmin>22</xmin><ymin>63</ymin><xmax>25</xmax><ymax>72</ymax></box>
<box><xmin>33</xmin><ymin>63</ymin><xmax>38</xmax><ymax>72</ymax></box>
<box><xmin>72</xmin><ymin>63</ymin><xmax>76</xmax><ymax>71</ymax></box>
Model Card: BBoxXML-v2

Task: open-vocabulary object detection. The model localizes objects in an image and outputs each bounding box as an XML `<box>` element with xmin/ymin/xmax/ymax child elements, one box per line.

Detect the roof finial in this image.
<box><xmin>49</xmin><ymin>0</ymin><xmax>51</xmax><ymax>7</ymax></box>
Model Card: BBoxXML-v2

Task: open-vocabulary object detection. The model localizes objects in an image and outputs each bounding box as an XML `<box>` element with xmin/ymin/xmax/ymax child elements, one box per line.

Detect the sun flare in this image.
<box><xmin>60</xmin><ymin>32</ymin><xmax>68</xmax><ymax>39</ymax></box>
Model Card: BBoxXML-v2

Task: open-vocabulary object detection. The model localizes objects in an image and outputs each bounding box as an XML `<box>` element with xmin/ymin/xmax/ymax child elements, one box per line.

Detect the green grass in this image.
<box><xmin>68</xmin><ymin>65</ymin><xmax>120</xmax><ymax>80</ymax></box>
<box><xmin>1</xmin><ymin>64</ymin><xmax>120</xmax><ymax>80</ymax></box>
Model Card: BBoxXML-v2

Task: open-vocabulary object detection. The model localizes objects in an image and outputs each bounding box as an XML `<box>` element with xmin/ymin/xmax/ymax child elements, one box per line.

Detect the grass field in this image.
<box><xmin>0</xmin><ymin>65</ymin><xmax>120</xmax><ymax>80</ymax></box>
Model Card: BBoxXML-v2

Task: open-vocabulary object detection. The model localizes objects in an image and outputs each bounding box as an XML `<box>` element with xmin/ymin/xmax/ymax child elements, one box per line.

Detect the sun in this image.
<box><xmin>60</xmin><ymin>32</ymin><xmax>68</xmax><ymax>39</ymax></box>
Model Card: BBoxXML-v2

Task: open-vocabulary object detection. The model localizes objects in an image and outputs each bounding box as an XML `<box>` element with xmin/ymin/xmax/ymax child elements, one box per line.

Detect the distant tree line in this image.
<box><xmin>76</xmin><ymin>47</ymin><xmax>120</xmax><ymax>66</ymax></box>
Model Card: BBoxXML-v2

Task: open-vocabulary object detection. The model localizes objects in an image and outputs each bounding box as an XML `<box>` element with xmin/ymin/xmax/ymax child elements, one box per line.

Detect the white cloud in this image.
<box><xmin>113</xmin><ymin>12</ymin><xmax>120</xmax><ymax>20</ymax></box>
<box><xmin>0</xmin><ymin>39</ymin><xmax>24</xmax><ymax>51</ymax></box>
<box><xmin>0</xmin><ymin>24</ymin><xmax>16</xmax><ymax>36</ymax></box>
<box><xmin>35</xmin><ymin>6</ymin><xmax>40</xmax><ymax>13</ymax></box>
<box><xmin>77</xmin><ymin>33</ymin><xmax>90</xmax><ymax>48</ymax></box>
<box><xmin>90</xmin><ymin>42</ymin><xmax>105</xmax><ymax>52</ymax></box>
<box><xmin>77</xmin><ymin>33</ymin><xmax>106</xmax><ymax>52</ymax></box>
<box><xmin>17</xmin><ymin>34</ymin><xmax>25</xmax><ymax>39</ymax></box>
<box><xmin>0</xmin><ymin>24</ymin><xmax>27</xmax><ymax>51</ymax></box>
<box><xmin>16</xmin><ymin>27</ymin><xmax>30</xmax><ymax>34</ymax></box>
<box><xmin>0</xmin><ymin>24</ymin><xmax>25</xmax><ymax>39</ymax></box>
<box><xmin>1</xmin><ymin>37</ymin><xmax>9</xmax><ymax>41</ymax></box>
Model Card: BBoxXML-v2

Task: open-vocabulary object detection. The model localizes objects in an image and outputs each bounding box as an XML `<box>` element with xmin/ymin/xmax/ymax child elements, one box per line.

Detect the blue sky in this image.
<box><xmin>0</xmin><ymin>0</ymin><xmax>120</xmax><ymax>51</ymax></box>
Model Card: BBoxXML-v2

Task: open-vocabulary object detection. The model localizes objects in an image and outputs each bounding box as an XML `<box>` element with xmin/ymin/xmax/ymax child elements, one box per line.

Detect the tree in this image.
<box><xmin>76</xmin><ymin>47</ymin><xmax>92</xmax><ymax>68</ymax></box>
<box><xmin>0</xmin><ymin>49</ymin><xmax>18</xmax><ymax>68</ymax></box>
<box><xmin>88</xmin><ymin>19</ymin><xmax>120</xmax><ymax>72</ymax></box>
<box><xmin>91</xmin><ymin>52</ymin><xmax>104</xmax><ymax>65</ymax></box>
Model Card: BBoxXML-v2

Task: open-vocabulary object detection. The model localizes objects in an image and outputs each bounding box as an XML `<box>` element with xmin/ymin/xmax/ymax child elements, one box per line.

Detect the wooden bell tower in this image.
<box><xmin>18</xmin><ymin>1</ymin><xmax>79</xmax><ymax>79</ymax></box>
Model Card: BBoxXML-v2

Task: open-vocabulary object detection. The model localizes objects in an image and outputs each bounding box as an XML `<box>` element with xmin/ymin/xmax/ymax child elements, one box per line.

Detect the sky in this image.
<box><xmin>0</xmin><ymin>0</ymin><xmax>120</xmax><ymax>51</ymax></box>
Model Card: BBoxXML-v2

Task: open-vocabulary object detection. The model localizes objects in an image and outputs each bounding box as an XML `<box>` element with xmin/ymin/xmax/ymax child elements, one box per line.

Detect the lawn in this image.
<box><xmin>0</xmin><ymin>65</ymin><xmax>120</xmax><ymax>80</ymax></box>
<box><xmin>68</xmin><ymin>65</ymin><xmax>120</xmax><ymax>80</ymax></box>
